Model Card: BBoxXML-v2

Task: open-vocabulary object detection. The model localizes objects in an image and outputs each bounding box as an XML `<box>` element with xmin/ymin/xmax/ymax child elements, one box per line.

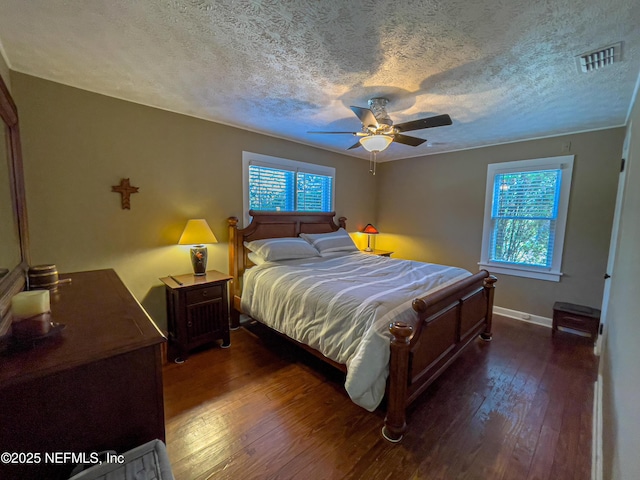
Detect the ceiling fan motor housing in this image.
<box><xmin>368</xmin><ymin>98</ymin><xmax>393</xmax><ymax>127</ymax></box>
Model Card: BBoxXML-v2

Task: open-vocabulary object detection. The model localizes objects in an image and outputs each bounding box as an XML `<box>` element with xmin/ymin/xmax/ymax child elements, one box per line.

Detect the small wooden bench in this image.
<box><xmin>552</xmin><ymin>301</ymin><xmax>601</xmax><ymax>342</ymax></box>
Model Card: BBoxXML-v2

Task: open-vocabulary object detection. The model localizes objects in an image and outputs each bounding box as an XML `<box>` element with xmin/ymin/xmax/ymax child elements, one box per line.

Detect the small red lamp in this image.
<box><xmin>361</xmin><ymin>223</ymin><xmax>379</xmax><ymax>252</ymax></box>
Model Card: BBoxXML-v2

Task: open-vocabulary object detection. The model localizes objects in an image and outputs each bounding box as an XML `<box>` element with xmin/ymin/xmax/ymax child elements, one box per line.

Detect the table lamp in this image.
<box><xmin>178</xmin><ymin>219</ymin><xmax>218</xmax><ymax>275</ymax></box>
<box><xmin>361</xmin><ymin>223</ymin><xmax>379</xmax><ymax>252</ymax></box>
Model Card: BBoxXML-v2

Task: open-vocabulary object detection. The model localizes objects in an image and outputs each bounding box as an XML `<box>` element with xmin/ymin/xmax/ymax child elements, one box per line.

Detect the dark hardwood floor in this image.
<box><xmin>162</xmin><ymin>315</ymin><xmax>598</xmax><ymax>479</ymax></box>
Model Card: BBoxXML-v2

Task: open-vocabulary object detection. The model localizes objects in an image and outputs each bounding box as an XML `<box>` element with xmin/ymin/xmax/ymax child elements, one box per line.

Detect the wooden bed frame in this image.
<box><xmin>228</xmin><ymin>211</ymin><xmax>497</xmax><ymax>442</ymax></box>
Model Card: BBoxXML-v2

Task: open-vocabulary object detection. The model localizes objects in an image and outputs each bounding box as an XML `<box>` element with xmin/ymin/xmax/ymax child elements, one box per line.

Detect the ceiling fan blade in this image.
<box><xmin>347</xmin><ymin>141</ymin><xmax>362</xmax><ymax>150</ymax></box>
<box><xmin>308</xmin><ymin>131</ymin><xmax>361</xmax><ymax>135</ymax></box>
<box><xmin>394</xmin><ymin>114</ymin><xmax>452</xmax><ymax>132</ymax></box>
<box><xmin>393</xmin><ymin>133</ymin><xmax>427</xmax><ymax>147</ymax></box>
<box><xmin>350</xmin><ymin>106</ymin><xmax>379</xmax><ymax>129</ymax></box>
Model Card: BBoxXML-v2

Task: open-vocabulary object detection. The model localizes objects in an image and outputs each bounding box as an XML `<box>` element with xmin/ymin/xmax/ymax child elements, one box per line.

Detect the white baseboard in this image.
<box><xmin>592</xmin><ymin>374</ymin><xmax>603</xmax><ymax>480</ymax></box>
<box><xmin>493</xmin><ymin>306</ymin><xmax>553</xmax><ymax>328</ymax></box>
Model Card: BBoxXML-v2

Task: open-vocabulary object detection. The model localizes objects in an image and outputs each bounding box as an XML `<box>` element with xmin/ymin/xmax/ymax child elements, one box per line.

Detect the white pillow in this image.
<box><xmin>247</xmin><ymin>252</ymin><xmax>267</xmax><ymax>266</ymax></box>
<box><xmin>244</xmin><ymin>237</ymin><xmax>320</xmax><ymax>262</ymax></box>
<box><xmin>299</xmin><ymin>228</ymin><xmax>359</xmax><ymax>255</ymax></box>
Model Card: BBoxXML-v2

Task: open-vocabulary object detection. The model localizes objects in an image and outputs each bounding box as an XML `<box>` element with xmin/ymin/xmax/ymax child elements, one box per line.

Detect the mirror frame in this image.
<box><xmin>0</xmin><ymin>71</ymin><xmax>30</xmax><ymax>335</ymax></box>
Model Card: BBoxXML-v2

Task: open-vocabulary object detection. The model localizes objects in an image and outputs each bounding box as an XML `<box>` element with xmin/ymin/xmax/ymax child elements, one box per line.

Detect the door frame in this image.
<box><xmin>596</xmin><ymin>121</ymin><xmax>631</xmax><ymax>355</ymax></box>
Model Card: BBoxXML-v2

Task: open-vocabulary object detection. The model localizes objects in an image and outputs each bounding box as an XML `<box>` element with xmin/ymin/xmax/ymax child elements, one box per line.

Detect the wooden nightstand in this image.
<box><xmin>362</xmin><ymin>249</ymin><xmax>393</xmax><ymax>257</ymax></box>
<box><xmin>160</xmin><ymin>270</ymin><xmax>232</xmax><ymax>361</ymax></box>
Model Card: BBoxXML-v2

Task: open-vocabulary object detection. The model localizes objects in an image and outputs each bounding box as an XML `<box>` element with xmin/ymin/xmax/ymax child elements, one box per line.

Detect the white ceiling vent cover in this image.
<box><xmin>576</xmin><ymin>42</ymin><xmax>622</xmax><ymax>73</ymax></box>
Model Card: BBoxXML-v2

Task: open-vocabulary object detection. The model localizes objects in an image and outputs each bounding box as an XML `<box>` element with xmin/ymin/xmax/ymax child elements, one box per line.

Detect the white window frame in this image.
<box><xmin>479</xmin><ymin>155</ymin><xmax>574</xmax><ymax>282</ymax></box>
<box><xmin>242</xmin><ymin>151</ymin><xmax>336</xmax><ymax>226</ymax></box>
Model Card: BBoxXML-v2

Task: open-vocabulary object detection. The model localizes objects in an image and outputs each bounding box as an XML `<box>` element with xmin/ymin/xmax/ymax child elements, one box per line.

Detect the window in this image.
<box><xmin>242</xmin><ymin>152</ymin><xmax>335</xmax><ymax>225</ymax></box>
<box><xmin>479</xmin><ymin>155</ymin><xmax>574</xmax><ymax>281</ymax></box>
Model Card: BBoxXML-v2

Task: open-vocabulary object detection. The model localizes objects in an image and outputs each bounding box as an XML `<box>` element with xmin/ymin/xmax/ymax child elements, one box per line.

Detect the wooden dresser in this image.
<box><xmin>0</xmin><ymin>269</ymin><xmax>166</xmax><ymax>480</ymax></box>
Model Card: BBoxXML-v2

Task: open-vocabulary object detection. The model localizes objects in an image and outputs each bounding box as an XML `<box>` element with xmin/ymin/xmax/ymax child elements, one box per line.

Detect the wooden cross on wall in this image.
<box><xmin>111</xmin><ymin>178</ymin><xmax>139</xmax><ymax>210</ymax></box>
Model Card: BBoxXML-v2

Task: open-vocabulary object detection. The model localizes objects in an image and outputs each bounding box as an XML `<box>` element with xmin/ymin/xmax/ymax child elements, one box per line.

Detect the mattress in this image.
<box><xmin>241</xmin><ymin>252</ymin><xmax>471</xmax><ymax>411</ymax></box>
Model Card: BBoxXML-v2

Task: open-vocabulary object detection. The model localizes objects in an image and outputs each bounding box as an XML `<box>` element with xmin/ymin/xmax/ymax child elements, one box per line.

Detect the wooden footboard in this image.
<box><xmin>383</xmin><ymin>270</ymin><xmax>497</xmax><ymax>442</ymax></box>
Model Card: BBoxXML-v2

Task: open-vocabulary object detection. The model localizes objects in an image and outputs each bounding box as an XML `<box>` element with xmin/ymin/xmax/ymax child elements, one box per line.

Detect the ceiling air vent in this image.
<box><xmin>576</xmin><ymin>42</ymin><xmax>622</xmax><ymax>73</ymax></box>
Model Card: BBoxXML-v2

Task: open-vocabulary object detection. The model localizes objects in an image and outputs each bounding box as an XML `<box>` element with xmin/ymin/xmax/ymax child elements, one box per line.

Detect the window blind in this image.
<box><xmin>249</xmin><ymin>165</ymin><xmax>295</xmax><ymax>211</ymax></box>
<box><xmin>297</xmin><ymin>172</ymin><xmax>333</xmax><ymax>211</ymax></box>
<box><xmin>490</xmin><ymin>169</ymin><xmax>561</xmax><ymax>268</ymax></box>
<box><xmin>249</xmin><ymin>164</ymin><xmax>333</xmax><ymax>212</ymax></box>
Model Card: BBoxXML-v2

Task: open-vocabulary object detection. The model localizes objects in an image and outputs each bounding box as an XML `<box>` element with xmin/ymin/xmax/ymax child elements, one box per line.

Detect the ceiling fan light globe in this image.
<box><xmin>360</xmin><ymin>134</ymin><xmax>393</xmax><ymax>152</ymax></box>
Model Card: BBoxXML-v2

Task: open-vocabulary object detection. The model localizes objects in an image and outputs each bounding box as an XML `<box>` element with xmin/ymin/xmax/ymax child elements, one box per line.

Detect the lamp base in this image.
<box><xmin>365</xmin><ymin>235</ymin><xmax>375</xmax><ymax>253</ymax></box>
<box><xmin>190</xmin><ymin>245</ymin><xmax>208</xmax><ymax>276</ymax></box>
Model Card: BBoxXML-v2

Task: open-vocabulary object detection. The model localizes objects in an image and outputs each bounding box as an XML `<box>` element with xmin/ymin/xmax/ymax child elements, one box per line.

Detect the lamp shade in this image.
<box><xmin>359</xmin><ymin>134</ymin><xmax>393</xmax><ymax>152</ymax></box>
<box><xmin>178</xmin><ymin>219</ymin><xmax>218</xmax><ymax>245</ymax></box>
<box><xmin>361</xmin><ymin>223</ymin><xmax>379</xmax><ymax>252</ymax></box>
<box><xmin>361</xmin><ymin>223</ymin><xmax>379</xmax><ymax>235</ymax></box>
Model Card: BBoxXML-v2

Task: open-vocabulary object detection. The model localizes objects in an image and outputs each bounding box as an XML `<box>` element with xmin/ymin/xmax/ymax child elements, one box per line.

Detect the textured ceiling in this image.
<box><xmin>0</xmin><ymin>0</ymin><xmax>639</xmax><ymax>161</ymax></box>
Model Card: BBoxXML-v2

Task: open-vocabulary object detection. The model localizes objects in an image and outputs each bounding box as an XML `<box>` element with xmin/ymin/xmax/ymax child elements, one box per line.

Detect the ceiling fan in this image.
<box><xmin>309</xmin><ymin>97</ymin><xmax>452</xmax><ymax>152</ymax></box>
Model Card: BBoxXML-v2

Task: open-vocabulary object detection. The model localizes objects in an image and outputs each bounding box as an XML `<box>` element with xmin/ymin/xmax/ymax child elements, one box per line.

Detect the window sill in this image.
<box><xmin>478</xmin><ymin>263</ymin><xmax>562</xmax><ymax>282</ymax></box>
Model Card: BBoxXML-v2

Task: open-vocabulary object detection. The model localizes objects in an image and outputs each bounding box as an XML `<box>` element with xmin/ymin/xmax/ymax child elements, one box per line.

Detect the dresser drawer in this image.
<box><xmin>185</xmin><ymin>284</ymin><xmax>223</xmax><ymax>305</ymax></box>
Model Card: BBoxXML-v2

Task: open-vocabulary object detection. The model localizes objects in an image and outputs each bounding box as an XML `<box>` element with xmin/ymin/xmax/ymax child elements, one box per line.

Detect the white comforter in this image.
<box><xmin>241</xmin><ymin>252</ymin><xmax>471</xmax><ymax>411</ymax></box>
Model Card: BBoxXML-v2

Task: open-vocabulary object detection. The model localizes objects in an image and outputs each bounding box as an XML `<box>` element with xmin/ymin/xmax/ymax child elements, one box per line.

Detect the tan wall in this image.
<box><xmin>376</xmin><ymin>129</ymin><xmax>624</xmax><ymax>318</ymax></box>
<box><xmin>601</xmin><ymin>94</ymin><xmax>640</xmax><ymax>478</ymax></box>
<box><xmin>0</xmin><ymin>52</ymin><xmax>10</xmax><ymax>92</ymax></box>
<box><xmin>12</xmin><ymin>73</ymin><xmax>376</xmax><ymax>331</ymax></box>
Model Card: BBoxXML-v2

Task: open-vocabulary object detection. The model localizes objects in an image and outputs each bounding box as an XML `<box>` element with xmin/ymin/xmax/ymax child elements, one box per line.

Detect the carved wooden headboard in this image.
<box><xmin>227</xmin><ymin>210</ymin><xmax>346</xmax><ymax>319</ymax></box>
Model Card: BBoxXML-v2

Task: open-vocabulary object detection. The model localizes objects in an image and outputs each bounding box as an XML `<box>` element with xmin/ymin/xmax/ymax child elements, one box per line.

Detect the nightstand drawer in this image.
<box><xmin>186</xmin><ymin>285</ymin><xmax>223</xmax><ymax>305</ymax></box>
